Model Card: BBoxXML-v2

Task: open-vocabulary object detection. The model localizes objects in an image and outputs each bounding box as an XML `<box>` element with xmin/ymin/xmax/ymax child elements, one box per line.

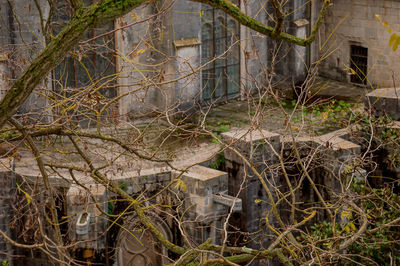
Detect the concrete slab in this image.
<box><xmin>222</xmin><ymin>128</ymin><xmax>281</xmax><ymax>163</ymax></box>
<box><xmin>172</xmin><ymin>165</ymin><xmax>227</xmax><ymax>182</ymax></box>
<box><xmin>0</xmin><ymin>138</ymin><xmax>221</xmax><ymax>188</ymax></box>
<box><xmin>221</xmin><ymin>127</ymin><xmax>280</xmax><ymax>143</ymax></box>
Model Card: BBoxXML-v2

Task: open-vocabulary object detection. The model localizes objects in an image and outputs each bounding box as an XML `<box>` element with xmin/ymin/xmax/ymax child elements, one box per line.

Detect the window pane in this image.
<box><xmin>227</xmin><ymin>19</ymin><xmax>239</xmax><ymax>38</ymax></box>
<box><xmin>214</xmin><ymin>67</ymin><xmax>226</xmax><ymax>98</ymax></box>
<box><xmin>95</xmin><ymin>54</ymin><xmax>117</xmax><ymax>98</ymax></box>
<box><xmin>200</xmin><ymin>3</ymin><xmax>239</xmax><ymax>101</ymax></box>
<box><xmin>227</xmin><ymin>42</ymin><xmax>239</xmax><ymax>65</ymax></box>
<box><xmin>201</xmin><ymin>39</ymin><xmax>213</xmax><ymax>65</ymax></box>
<box><xmin>227</xmin><ymin>65</ymin><xmax>239</xmax><ymax>96</ymax></box>
<box><xmin>202</xmin><ymin>70</ymin><xmax>214</xmax><ymax>100</ymax></box>
<box><xmin>215</xmin><ymin>37</ymin><xmax>226</xmax><ymax>67</ymax></box>
<box><xmin>76</xmin><ymin>55</ymin><xmax>95</xmax><ymax>88</ymax></box>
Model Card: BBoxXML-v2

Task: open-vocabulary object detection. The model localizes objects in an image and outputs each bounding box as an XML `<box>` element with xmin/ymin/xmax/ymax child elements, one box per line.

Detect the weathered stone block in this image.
<box><xmin>366</xmin><ymin>88</ymin><xmax>400</xmax><ymax>120</ymax></box>
<box><xmin>156</xmin><ymin>172</ymin><xmax>171</xmax><ymax>182</ymax></box>
<box><xmin>67</xmin><ymin>184</ymin><xmax>108</xmax><ymax>250</ymax></box>
<box><xmin>221</xmin><ymin>128</ymin><xmax>281</xmax><ymax>163</ymax></box>
<box><xmin>172</xmin><ymin>165</ymin><xmax>228</xmax><ymax>196</ymax></box>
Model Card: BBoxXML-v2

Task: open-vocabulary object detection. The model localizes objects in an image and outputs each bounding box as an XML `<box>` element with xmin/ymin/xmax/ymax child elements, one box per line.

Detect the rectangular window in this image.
<box><xmin>350</xmin><ymin>45</ymin><xmax>368</xmax><ymax>85</ymax></box>
<box><xmin>52</xmin><ymin>0</ymin><xmax>117</xmax><ymax>126</ymax></box>
<box><xmin>201</xmin><ymin>4</ymin><xmax>240</xmax><ymax>102</ymax></box>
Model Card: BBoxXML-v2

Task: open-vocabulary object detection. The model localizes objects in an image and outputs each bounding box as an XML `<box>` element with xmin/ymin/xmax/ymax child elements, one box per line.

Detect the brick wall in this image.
<box><xmin>318</xmin><ymin>0</ymin><xmax>400</xmax><ymax>88</ymax></box>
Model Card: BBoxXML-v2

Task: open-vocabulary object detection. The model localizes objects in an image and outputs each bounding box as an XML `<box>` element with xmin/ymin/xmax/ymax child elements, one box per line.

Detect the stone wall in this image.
<box><xmin>222</xmin><ymin>128</ymin><xmax>281</xmax><ymax>252</ymax></box>
<box><xmin>0</xmin><ymin>0</ymin><xmax>311</xmax><ymax>118</ymax></box>
<box><xmin>0</xmin><ymin>0</ymin><xmax>51</xmax><ymax>116</ymax></box>
<box><xmin>318</xmin><ymin>0</ymin><xmax>400</xmax><ymax>88</ymax></box>
<box><xmin>266</xmin><ymin>0</ymin><xmax>310</xmax><ymax>89</ymax></box>
<box><xmin>0</xmin><ymin>171</ymin><xmax>15</xmax><ymax>265</ymax></box>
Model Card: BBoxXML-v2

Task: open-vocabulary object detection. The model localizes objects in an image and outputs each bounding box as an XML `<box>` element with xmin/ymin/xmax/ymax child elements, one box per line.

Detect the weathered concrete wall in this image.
<box><xmin>0</xmin><ymin>171</ymin><xmax>16</xmax><ymax>265</ymax></box>
<box><xmin>117</xmin><ymin>0</ymin><xmax>310</xmax><ymax>115</ymax></box>
<box><xmin>0</xmin><ymin>0</ymin><xmax>50</xmax><ymax>114</ymax></box>
<box><xmin>67</xmin><ymin>185</ymin><xmax>108</xmax><ymax>250</ymax></box>
<box><xmin>366</xmin><ymin>87</ymin><xmax>400</xmax><ymax>119</ymax></box>
<box><xmin>172</xmin><ymin>0</ymin><xmax>201</xmax><ymax>111</ymax></box>
<box><xmin>292</xmin><ymin>0</ymin><xmax>310</xmax><ymax>82</ymax></box>
<box><xmin>0</xmin><ymin>56</ymin><xmax>11</xmax><ymax>100</ymax></box>
<box><xmin>0</xmin><ymin>0</ymin><xmax>311</xmax><ymax>119</ymax></box>
<box><xmin>222</xmin><ymin>128</ymin><xmax>281</xmax><ymax>251</ymax></box>
<box><xmin>240</xmin><ymin>0</ymin><xmax>269</xmax><ymax>93</ymax></box>
<box><xmin>318</xmin><ymin>0</ymin><xmax>400</xmax><ymax>88</ymax></box>
<box><xmin>174</xmin><ymin>44</ymin><xmax>201</xmax><ymax>112</ymax></box>
<box><xmin>115</xmin><ymin>4</ymin><xmax>158</xmax><ymax>118</ymax></box>
<box><xmin>116</xmin><ymin>0</ymin><xmax>202</xmax><ymax>118</ymax></box>
<box><xmin>0</xmin><ymin>2</ymin><xmax>11</xmax><ymax>49</ymax></box>
<box><xmin>173</xmin><ymin>165</ymin><xmax>230</xmax><ymax>245</ymax></box>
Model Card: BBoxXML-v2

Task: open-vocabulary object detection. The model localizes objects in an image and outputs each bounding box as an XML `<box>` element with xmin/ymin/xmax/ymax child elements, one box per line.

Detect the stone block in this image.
<box><xmin>67</xmin><ymin>184</ymin><xmax>108</xmax><ymax>250</ymax></box>
<box><xmin>145</xmin><ymin>183</ymin><xmax>158</xmax><ymax>192</ymax></box>
<box><xmin>366</xmin><ymin>88</ymin><xmax>400</xmax><ymax>120</ymax></box>
<box><xmin>364</xmin><ymin>27</ymin><xmax>377</xmax><ymax>39</ymax></box>
<box><xmin>127</xmin><ymin>182</ymin><xmax>142</xmax><ymax>194</ymax></box>
<box><xmin>172</xmin><ymin>165</ymin><xmax>228</xmax><ymax>196</ymax></box>
<box><xmin>156</xmin><ymin>172</ymin><xmax>171</xmax><ymax>182</ymax></box>
<box><xmin>221</xmin><ymin>128</ymin><xmax>280</xmax><ymax>163</ymax></box>
<box><xmin>172</xmin><ymin>165</ymin><xmax>230</xmax><ymax>222</ymax></box>
<box><xmin>139</xmin><ymin>174</ymin><xmax>157</xmax><ymax>184</ymax></box>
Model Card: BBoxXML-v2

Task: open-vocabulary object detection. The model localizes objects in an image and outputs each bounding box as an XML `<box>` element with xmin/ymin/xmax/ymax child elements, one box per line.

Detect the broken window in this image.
<box><xmin>350</xmin><ymin>45</ymin><xmax>368</xmax><ymax>85</ymax></box>
<box><xmin>201</xmin><ymin>4</ymin><xmax>240</xmax><ymax>102</ymax></box>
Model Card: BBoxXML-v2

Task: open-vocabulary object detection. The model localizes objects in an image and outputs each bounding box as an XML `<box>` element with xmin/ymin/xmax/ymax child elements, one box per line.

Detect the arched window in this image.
<box><xmin>201</xmin><ymin>4</ymin><xmax>240</xmax><ymax>102</ymax></box>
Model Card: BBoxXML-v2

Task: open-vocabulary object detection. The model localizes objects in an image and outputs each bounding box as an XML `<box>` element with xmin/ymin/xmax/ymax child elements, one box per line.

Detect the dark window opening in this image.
<box><xmin>201</xmin><ymin>4</ymin><xmax>240</xmax><ymax>102</ymax></box>
<box><xmin>52</xmin><ymin>0</ymin><xmax>117</xmax><ymax>126</ymax></box>
<box><xmin>350</xmin><ymin>45</ymin><xmax>368</xmax><ymax>85</ymax></box>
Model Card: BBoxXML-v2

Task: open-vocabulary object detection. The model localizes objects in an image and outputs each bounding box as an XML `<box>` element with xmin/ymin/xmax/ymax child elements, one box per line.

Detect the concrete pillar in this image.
<box><xmin>172</xmin><ymin>165</ymin><xmax>234</xmax><ymax>245</ymax></box>
<box><xmin>221</xmin><ymin>128</ymin><xmax>281</xmax><ymax>249</ymax></box>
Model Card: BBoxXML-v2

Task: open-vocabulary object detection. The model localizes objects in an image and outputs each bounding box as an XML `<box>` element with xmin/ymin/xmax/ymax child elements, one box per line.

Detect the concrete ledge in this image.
<box><xmin>174</xmin><ymin>38</ymin><xmax>201</xmax><ymax>48</ymax></box>
<box><xmin>366</xmin><ymin>88</ymin><xmax>400</xmax><ymax>120</ymax></box>
<box><xmin>172</xmin><ymin>165</ymin><xmax>228</xmax><ymax>196</ymax></box>
<box><xmin>221</xmin><ymin>128</ymin><xmax>280</xmax><ymax>163</ymax></box>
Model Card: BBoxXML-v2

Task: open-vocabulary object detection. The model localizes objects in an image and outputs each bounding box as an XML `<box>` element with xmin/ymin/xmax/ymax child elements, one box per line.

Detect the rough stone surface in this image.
<box><xmin>221</xmin><ymin>128</ymin><xmax>281</xmax><ymax>163</ymax></box>
<box><xmin>366</xmin><ymin>87</ymin><xmax>400</xmax><ymax>120</ymax></box>
<box><xmin>0</xmin><ymin>171</ymin><xmax>15</xmax><ymax>264</ymax></box>
<box><xmin>172</xmin><ymin>165</ymin><xmax>230</xmax><ymax>244</ymax></box>
<box><xmin>67</xmin><ymin>184</ymin><xmax>108</xmax><ymax>250</ymax></box>
<box><xmin>318</xmin><ymin>0</ymin><xmax>400</xmax><ymax>88</ymax></box>
<box><xmin>222</xmin><ymin>128</ymin><xmax>282</xmax><ymax>251</ymax></box>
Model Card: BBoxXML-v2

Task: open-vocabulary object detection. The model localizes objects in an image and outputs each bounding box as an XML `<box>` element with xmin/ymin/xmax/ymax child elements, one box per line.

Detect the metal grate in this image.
<box><xmin>201</xmin><ymin>3</ymin><xmax>240</xmax><ymax>102</ymax></box>
<box><xmin>350</xmin><ymin>45</ymin><xmax>368</xmax><ymax>84</ymax></box>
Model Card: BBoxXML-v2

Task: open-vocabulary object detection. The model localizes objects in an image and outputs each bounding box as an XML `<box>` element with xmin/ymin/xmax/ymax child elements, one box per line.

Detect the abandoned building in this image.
<box><xmin>1</xmin><ymin>0</ymin><xmax>399</xmax><ymax>111</ymax></box>
<box><xmin>0</xmin><ymin>0</ymin><xmax>399</xmax><ymax>265</ymax></box>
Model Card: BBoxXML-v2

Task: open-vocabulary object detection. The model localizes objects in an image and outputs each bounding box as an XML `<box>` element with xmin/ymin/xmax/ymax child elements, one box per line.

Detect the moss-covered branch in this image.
<box><xmin>192</xmin><ymin>0</ymin><xmax>331</xmax><ymax>46</ymax></box>
<box><xmin>70</xmin><ymin>0</ymin><xmax>84</xmax><ymax>10</ymax></box>
<box><xmin>0</xmin><ymin>0</ymin><xmax>152</xmax><ymax>129</ymax></box>
<box><xmin>0</xmin><ymin>0</ymin><xmax>331</xmax><ymax>130</ymax></box>
<box><xmin>270</xmin><ymin>0</ymin><xmax>284</xmax><ymax>37</ymax></box>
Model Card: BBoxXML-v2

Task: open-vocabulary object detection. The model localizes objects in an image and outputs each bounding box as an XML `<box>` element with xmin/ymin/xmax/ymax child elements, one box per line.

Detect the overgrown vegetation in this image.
<box><xmin>307</xmin><ymin>180</ymin><xmax>400</xmax><ymax>265</ymax></box>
